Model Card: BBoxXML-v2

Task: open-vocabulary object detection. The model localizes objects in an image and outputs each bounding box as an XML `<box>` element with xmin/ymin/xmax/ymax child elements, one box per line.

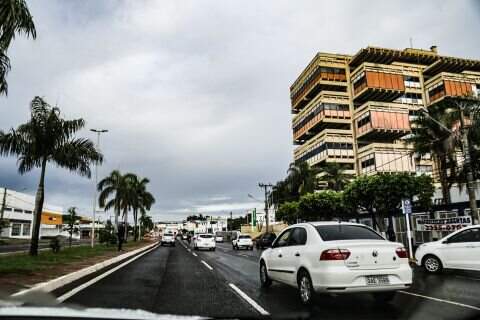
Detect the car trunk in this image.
<box><xmin>338</xmin><ymin>240</ymin><xmax>402</xmax><ymax>270</ymax></box>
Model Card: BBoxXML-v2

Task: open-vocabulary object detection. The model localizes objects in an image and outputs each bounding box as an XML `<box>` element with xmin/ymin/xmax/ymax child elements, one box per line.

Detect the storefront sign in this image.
<box><xmin>416</xmin><ymin>216</ymin><xmax>472</xmax><ymax>232</ymax></box>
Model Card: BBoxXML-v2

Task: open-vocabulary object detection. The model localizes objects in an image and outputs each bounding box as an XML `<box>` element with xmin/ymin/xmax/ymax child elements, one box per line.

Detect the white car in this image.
<box><xmin>194</xmin><ymin>233</ymin><xmax>216</xmax><ymax>251</ymax></box>
<box><xmin>259</xmin><ymin>222</ymin><xmax>412</xmax><ymax>305</ymax></box>
<box><xmin>215</xmin><ymin>235</ymin><xmax>224</xmax><ymax>243</ymax></box>
<box><xmin>415</xmin><ymin>225</ymin><xmax>480</xmax><ymax>273</ymax></box>
<box><xmin>161</xmin><ymin>233</ymin><xmax>175</xmax><ymax>246</ymax></box>
<box><xmin>233</xmin><ymin>234</ymin><xmax>253</xmax><ymax>250</ymax></box>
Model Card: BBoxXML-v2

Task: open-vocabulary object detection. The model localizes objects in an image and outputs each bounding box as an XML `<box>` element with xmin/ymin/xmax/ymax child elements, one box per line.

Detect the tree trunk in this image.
<box><xmin>123</xmin><ymin>208</ymin><xmax>128</xmax><ymax>241</ymax></box>
<box><xmin>438</xmin><ymin>156</ymin><xmax>451</xmax><ymax>205</ymax></box>
<box><xmin>30</xmin><ymin>158</ymin><xmax>47</xmax><ymax>256</ymax></box>
<box><xmin>133</xmin><ymin>208</ymin><xmax>138</xmax><ymax>241</ymax></box>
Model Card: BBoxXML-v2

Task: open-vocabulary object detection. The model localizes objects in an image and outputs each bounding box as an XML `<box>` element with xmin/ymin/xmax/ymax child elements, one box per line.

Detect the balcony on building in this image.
<box><xmin>423</xmin><ymin>56</ymin><xmax>480</xmax><ymax>79</ymax></box>
<box><xmin>424</xmin><ymin>72</ymin><xmax>480</xmax><ymax>106</ymax></box>
<box><xmin>293</xmin><ymin>129</ymin><xmax>354</xmax><ymax>168</ymax></box>
<box><xmin>290</xmin><ymin>53</ymin><xmax>350</xmax><ymax>113</ymax></box>
<box><xmin>357</xmin><ymin>143</ymin><xmax>416</xmax><ymax>175</ymax></box>
<box><xmin>351</xmin><ymin>63</ymin><xmax>414</xmax><ymax>104</ymax></box>
<box><xmin>354</xmin><ymin>102</ymin><xmax>413</xmax><ymax>142</ymax></box>
<box><xmin>292</xmin><ymin>93</ymin><xmax>351</xmax><ymax>144</ymax></box>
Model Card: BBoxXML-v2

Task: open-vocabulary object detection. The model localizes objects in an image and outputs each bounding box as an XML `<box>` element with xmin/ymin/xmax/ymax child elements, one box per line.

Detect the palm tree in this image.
<box><xmin>64</xmin><ymin>207</ymin><xmax>80</xmax><ymax>247</ymax></box>
<box><xmin>125</xmin><ymin>174</ymin><xmax>155</xmax><ymax>241</ymax></box>
<box><xmin>0</xmin><ymin>0</ymin><xmax>36</xmax><ymax>95</ymax></box>
<box><xmin>406</xmin><ymin>104</ymin><xmax>458</xmax><ymax>204</ymax></box>
<box><xmin>320</xmin><ymin>162</ymin><xmax>349</xmax><ymax>191</ymax></box>
<box><xmin>98</xmin><ymin>170</ymin><xmax>131</xmax><ymax>238</ymax></box>
<box><xmin>139</xmin><ymin>212</ymin><xmax>154</xmax><ymax>236</ymax></box>
<box><xmin>0</xmin><ymin>97</ymin><xmax>102</xmax><ymax>255</ymax></box>
<box><xmin>286</xmin><ymin>161</ymin><xmax>318</xmax><ymax>196</ymax></box>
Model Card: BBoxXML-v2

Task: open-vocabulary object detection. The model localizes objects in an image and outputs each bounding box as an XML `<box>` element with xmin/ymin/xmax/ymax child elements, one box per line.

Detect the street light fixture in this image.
<box><xmin>90</xmin><ymin>129</ymin><xmax>108</xmax><ymax>248</ymax></box>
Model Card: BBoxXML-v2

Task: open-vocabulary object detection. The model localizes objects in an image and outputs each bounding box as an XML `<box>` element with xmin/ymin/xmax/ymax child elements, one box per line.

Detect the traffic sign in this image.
<box><xmin>402</xmin><ymin>198</ymin><xmax>412</xmax><ymax>215</ymax></box>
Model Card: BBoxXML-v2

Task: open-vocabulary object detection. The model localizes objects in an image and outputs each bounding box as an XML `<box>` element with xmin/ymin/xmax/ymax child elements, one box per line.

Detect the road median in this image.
<box><xmin>0</xmin><ymin>240</ymin><xmax>158</xmax><ymax>296</ymax></box>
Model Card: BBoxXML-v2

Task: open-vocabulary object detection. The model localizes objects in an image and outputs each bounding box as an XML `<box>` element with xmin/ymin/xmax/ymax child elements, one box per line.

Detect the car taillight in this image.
<box><xmin>395</xmin><ymin>247</ymin><xmax>408</xmax><ymax>258</ymax></box>
<box><xmin>320</xmin><ymin>249</ymin><xmax>350</xmax><ymax>260</ymax></box>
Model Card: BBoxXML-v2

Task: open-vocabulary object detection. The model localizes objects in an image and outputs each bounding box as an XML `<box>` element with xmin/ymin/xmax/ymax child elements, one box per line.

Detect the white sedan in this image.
<box><xmin>193</xmin><ymin>233</ymin><xmax>216</xmax><ymax>251</ymax></box>
<box><xmin>415</xmin><ymin>225</ymin><xmax>480</xmax><ymax>273</ymax></box>
<box><xmin>259</xmin><ymin>222</ymin><xmax>412</xmax><ymax>305</ymax></box>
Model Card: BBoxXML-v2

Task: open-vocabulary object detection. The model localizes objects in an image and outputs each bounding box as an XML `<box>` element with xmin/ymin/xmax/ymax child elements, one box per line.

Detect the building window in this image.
<box><xmin>357</xmin><ymin>113</ymin><xmax>371</xmax><ymax>129</ymax></box>
<box><xmin>428</xmin><ymin>82</ymin><xmax>446</xmax><ymax>102</ymax></box>
<box><xmin>11</xmin><ymin>223</ymin><xmax>21</xmax><ymax>236</ymax></box>
<box><xmin>22</xmin><ymin>223</ymin><xmax>31</xmax><ymax>236</ymax></box>
<box><xmin>24</xmin><ymin>210</ymin><xmax>32</xmax><ymax>214</ymax></box>
<box><xmin>14</xmin><ymin>208</ymin><xmax>23</xmax><ymax>213</ymax></box>
<box><xmin>404</xmin><ymin>76</ymin><xmax>421</xmax><ymax>88</ymax></box>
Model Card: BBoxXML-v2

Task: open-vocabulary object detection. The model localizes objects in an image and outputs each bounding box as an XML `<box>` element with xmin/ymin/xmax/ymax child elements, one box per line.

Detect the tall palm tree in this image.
<box><xmin>406</xmin><ymin>104</ymin><xmax>458</xmax><ymax>204</ymax></box>
<box><xmin>0</xmin><ymin>0</ymin><xmax>36</xmax><ymax>95</ymax></box>
<box><xmin>125</xmin><ymin>174</ymin><xmax>155</xmax><ymax>241</ymax></box>
<box><xmin>64</xmin><ymin>207</ymin><xmax>80</xmax><ymax>247</ymax></box>
<box><xmin>320</xmin><ymin>162</ymin><xmax>349</xmax><ymax>191</ymax></box>
<box><xmin>286</xmin><ymin>161</ymin><xmax>318</xmax><ymax>196</ymax></box>
<box><xmin>98</xmin><ymin>170</ymin><xmax>131</xmax><ymax>237</ymax></box>
<box><xmin>0</xmin><ymin>97</ymin><xmax>102</xmax><ymax>255</ymax></box>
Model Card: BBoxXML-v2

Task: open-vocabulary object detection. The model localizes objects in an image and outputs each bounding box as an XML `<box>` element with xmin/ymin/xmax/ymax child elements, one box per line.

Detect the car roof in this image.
<box><xmin>292</xmin><ymin>221</ymin><xmax>365</xmax><ymax>227</ymax></box>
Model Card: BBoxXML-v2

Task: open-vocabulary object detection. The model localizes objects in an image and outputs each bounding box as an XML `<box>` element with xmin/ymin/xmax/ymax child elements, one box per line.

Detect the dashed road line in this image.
<box><xmin>201</xmin><ymin>260</ymin><xmax>213</xmax><ymax>270</ymax></box>
<box><xmin>229</xmin><ymin>283</ymin><xmax>269</xmax><ymax>316</ymax></box>
<box><xmin>192</xmin><ymin>252</ymin><xmax>198</xmax><ymax>257</ymax></box>
<box><xmin>57</xmin><ymin>244</ymin><xmax>160</xmax><ymax>302</ymax></box>
<box><xmin>399</xmin><ymin>291</ymin><xmax>480</xmax><ymax>311</ymax></box>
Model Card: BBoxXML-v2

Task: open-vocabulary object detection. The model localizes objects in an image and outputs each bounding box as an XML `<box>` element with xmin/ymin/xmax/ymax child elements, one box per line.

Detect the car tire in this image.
<box><xmin>297</xmin><ymin>270</ymin><xmax>314</xmax><ymax>306</ymax></box>
<box><xmin>373</xmin><ymin>291</ymin><xmax>396</xmax><ymax>303</ymax></box>
<box><xmin>423</xmin><ymin>255</ymin><xmax>443</xmax><ymax>273</ymax></box>
<box><xmin>259</xmin><ymin>261</ymin><xmax>272</xmax><ymax>288</ymax></box>
<box><xmin>213</xmin><ymin>248</ymin><xmax>216</xmax><ymax>251</ymax></box>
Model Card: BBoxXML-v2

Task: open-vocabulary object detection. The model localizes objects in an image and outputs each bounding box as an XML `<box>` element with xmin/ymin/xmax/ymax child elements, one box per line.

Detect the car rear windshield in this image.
<box><xmin>239</xmin><ymin>235</ymin><xmax>251</xmax><ymax>239</ymax></box>
<box><xmin>315</xmin><ymin>225</ymin><xmax>383</xmax><ymax>241</ymax></box>
<box><xmin>199</xmin><ymin>234</ymin><xmax>213</xmax><ymax>238</ymax></box>
<box><xmin>165</xmin><ymin>233</ymin><xmax>173</xmax><ymax>236</ymax></box>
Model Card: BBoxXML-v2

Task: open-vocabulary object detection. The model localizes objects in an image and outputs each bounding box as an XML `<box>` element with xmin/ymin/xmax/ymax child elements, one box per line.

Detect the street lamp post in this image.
<box><xmin>90</xmin><ymin>129</ymin><xmax>108</xmax><ymax>248</ymax></box>
<box><xmin>258</xmin><ymin>183</ymin><xmax>273</xmax><ymax>233</ymax></box>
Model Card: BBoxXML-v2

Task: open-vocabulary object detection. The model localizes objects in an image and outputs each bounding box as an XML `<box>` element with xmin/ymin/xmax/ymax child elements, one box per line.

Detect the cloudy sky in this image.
<box><xmin>0</xmin><ymin>0</ymin><xmax>479</xmax><ymax>221</ymax></box>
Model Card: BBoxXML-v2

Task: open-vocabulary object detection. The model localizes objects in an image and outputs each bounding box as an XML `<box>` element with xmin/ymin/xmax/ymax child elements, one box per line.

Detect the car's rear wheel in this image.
<box><xmin>423</xmin><ymin>255</ymin><xmax>442</xmax><ymax>273</ymax></box>
<box><xmin>373</xmin><ymin>291</ymin><xmax>396</xmax><ymax>303</ymax></box>
<box><xmin>297</xmin><ymin>270</ymin><xmax>314</xmax><ymax>305</ymax></box>
<box><xmin>259</xmin><ymin>261</ymin><xmax>272</xmax><ymax>288</ymax></box>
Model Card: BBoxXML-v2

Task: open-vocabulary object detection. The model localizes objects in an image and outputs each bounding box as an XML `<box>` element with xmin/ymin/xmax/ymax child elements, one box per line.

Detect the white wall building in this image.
<box><xmin>0</xmin><ymin>188</ymin><xmax>64</xmax><ymax>239</ymax></box>
<box><xmin>183</xmin><ymin>217</ymin><xmax>228</xmax><ymax>234</ymax></box>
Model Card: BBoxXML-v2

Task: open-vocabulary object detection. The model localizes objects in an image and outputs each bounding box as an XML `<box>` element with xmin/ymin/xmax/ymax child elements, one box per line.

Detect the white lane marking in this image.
<box><xmin>56</xmin><ymin>245</ymin><xmax>159</xmax><ymax>302</ymax></box>
<box><xmin>229</xmin><ymin>283</ymin><xmax>269</xmax><ymax>316</ymax></box>
<box><xmin>201</xmin><ymin>260</ymin><xmax>213</xmax><ymax>270</ymax></box>
<box><xmin>399</xmin><ymin>291</ymin><xmax>480</xmax><ymax>311</ymax></box>
<box><xmin>187</xmin><ymin>249</ymin><xmax>191</xmax><ymax>252</ymax></box>
<box><xmin>192</xmin><ymin>252</ymin><xmax>198</xmax><ymax>257</ymax></box>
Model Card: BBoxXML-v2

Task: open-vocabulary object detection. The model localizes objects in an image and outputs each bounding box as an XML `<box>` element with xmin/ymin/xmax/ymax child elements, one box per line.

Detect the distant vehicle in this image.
<box><xmin>233</xmin><ymin>234</ymin><xmax>253</xmax><ymax>250</ymax></box>
<box><xmin>182</xmin><ymin>233</ymin><xmax>188</xmax><ymax>240</ymax></box>
<box><xmin>160</xmin><ymin>232</ymin><xmax>175</xmax><ymax>247</ymax></box>
<box><xmin>194</xmin><ymin>233</ymin><xmax>216</xmax><ymax>251</ymax></box>
<box><xmin>259</xmin><ymin>222</ymin><xmax>412</xmax><ymax>305</ymax></box>
<box><xmin>215</xmin><ymin>235</ymin><xmax>224</xmax><ymax>242</ymax></box>
<box><xmin>256</xmin><ymin>232</ymin><xmax>276</xmax><ymax>250</ymax></box>
<box><xmin>415</xmin><ymin>225</ymin><xmax>480</xmax><ymax>273</ymax></box>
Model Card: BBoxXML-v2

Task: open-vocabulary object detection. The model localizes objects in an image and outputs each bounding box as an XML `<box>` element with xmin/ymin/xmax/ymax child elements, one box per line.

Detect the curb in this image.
<box><xmin>11</xmin><ymin>242</ymin><xmax>159</xmax><ymax>297</ymax></box>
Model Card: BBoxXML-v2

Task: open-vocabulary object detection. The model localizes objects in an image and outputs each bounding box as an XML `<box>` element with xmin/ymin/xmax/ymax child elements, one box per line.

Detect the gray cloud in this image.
<box><xmin>0</xmin><ymin>0</ymin><xmax>479</xmax><ymax>221</ymax></box>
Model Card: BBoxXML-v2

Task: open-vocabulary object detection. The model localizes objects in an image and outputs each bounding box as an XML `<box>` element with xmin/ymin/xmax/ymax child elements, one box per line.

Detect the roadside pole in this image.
<box><xmin>258</xmin><ymin>183</ymin><xmax>273</xmax><ymax>233</ymax></box>
<box><xmin>402</xmin><ymin>199</ymin><xmax>414</xmax><ymax>259</ymax></box>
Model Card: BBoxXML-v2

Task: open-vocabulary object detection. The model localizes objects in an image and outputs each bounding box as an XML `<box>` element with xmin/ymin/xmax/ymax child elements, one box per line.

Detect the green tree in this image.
<box><xmin>276</xmin><ymin>201</ymin><xmax>299</xmax><ymax>224</ymax></box>
<box><xmin>0</xmin><ymin>97</ymin><xmax>102</xmax><ymax>255</ymax></box>
<box><xmin>287</xmin><ymin>161</ymin><xmax>319</xmax><ymax>196</ymax></box>
<box><xmin>64</xmin><ymin>207</ymin><xmax>80</xmax><ymax>247</ymax></box>
<box><xmin>98</xmin><ymin>170</ymin><xmax>131</xmax><ymax>238</ymax></box>
<box><xmin>320</xmin><ymin>162</ymin><xmax>350</xmax><ymax>191</ymax></box>
<box><xmin>126</xmin><ymin>174</ymin><xmax>155</xmax><ymax>241</ymax></box>
<box><xmin>139</xmin><ymin>213</ymin><xmax>154</xmax><ymax>235</ymax></box>
<box><xmin>0</xmin><ymin>0</ymin><xmax>36</xmax><ymax>95</ymax></box>
<box><xmin>406</xmin><ymin>103</ymin><xmax>458</xmax><ymax>204</ymax></box>
<box><xmin>298</xmin><ymin>191</ymin><xmax>346</xmax><ymax>221</ymax></box>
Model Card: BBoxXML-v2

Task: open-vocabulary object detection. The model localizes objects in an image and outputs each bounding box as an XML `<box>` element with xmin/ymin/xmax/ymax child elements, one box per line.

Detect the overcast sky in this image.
<box><xmin>0</xmin><ymin>0</ymin><xmax>479</xmax><ymax>221</ymax></box>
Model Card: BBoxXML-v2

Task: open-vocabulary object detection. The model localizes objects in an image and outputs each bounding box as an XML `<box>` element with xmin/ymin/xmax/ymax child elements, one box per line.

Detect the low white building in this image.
<box><xmin>184</xmin><ymin>216</ymin><xmax>228</xmax><ymax>234</ymax></box>
<box><xmin>0</xmin><ymin>188</ymin><xmax>64</xmax><ymax>239</ymax></box>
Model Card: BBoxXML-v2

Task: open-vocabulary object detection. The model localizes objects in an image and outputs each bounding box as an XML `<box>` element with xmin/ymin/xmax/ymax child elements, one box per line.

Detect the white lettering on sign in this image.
<box><xmin>416</xmin><ymin>216</ymin><xmax>472</xmax><ymax>232</ymax></box>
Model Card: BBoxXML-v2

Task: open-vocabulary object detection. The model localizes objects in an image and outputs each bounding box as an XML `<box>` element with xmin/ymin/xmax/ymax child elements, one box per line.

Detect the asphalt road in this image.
<box><xmin>61</xmin><ymin>239</ymin><xmax>480</xmax><ymax>319</ymax></box>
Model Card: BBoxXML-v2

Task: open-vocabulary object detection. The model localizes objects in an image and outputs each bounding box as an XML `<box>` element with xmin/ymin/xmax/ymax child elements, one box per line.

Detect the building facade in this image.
<box><xmin>0</xmin><ymin>188</ymin><xmax>64</xmax><ymax>239</ymax></box>
<box><xmin>291</xmin><ymin>46</ymin><xmax>480</xmax><ymax>182</ymax></box>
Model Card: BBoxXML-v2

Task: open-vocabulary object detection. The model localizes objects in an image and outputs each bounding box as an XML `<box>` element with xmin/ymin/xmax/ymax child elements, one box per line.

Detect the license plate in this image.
<box><xmin>366</xmin><ymin>275</ymin><xmax>390</xmax><ymax>286</ymax></box>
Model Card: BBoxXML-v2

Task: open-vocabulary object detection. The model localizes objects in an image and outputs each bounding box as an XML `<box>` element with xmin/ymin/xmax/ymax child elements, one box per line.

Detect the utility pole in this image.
<box><xmin>459</xmin><ymin>108</ymin><xmax>479</xmax><ymax>223</ymax></box>
<box><xmin>258</xmin><ymin>183</ymin><xmax>273</xmax><ymax>233</ymax></box>
<box><xmin>90</xmin><ymin>129</ymin><xmax>108</xmax><ymax>247</ymax></box>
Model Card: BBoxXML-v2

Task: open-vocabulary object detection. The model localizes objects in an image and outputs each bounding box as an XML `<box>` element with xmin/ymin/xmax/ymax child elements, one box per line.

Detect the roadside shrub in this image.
<box><xmin>99</xmin><ymin>229</ymin><xmax>117</xmax><ymax>245</ymax></box>
<box><xmin>49</xmin><ymin>236</ymin><xmax>61</xmax><ymax>253</ymax></box>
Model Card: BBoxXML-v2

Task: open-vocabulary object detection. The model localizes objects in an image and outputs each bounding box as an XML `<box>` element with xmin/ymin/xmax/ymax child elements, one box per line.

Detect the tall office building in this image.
<box><xmin>290</xmin><ymin>46</ymin><xmax>480</xmax><ymax>185</ymax></box>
